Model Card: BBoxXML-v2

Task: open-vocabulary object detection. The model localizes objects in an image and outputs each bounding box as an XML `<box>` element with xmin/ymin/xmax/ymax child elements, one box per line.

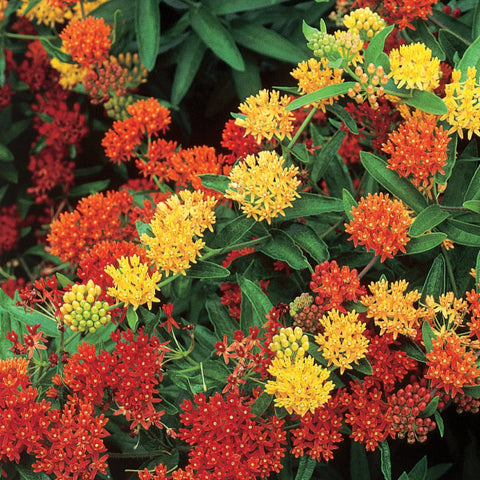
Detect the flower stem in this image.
<box><xmin>442</xmin><ymin>246</ymin><xmax>459</xmax><ymax>297</ymax></box>
<box><xmin>6</xmin><ymin>33</ymin><xmax>56</xmax><ymax>41</ymax></box>
<box><xmin>358</xmin><ymin>255</ymin><xmax>379</xmax><ymax>280</ymax></box>
<box><xmin>286</xmin><ymin>107</ymin><xmax>317</xmax><ymax>149</ymax></box>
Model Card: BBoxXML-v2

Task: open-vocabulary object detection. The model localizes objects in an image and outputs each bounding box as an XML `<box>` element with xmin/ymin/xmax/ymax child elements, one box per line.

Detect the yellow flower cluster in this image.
<box><xmin>425</xmin><ymin>292</ymin><xmax>468</xmax><ymax>328</ymax></box>
<box><xmin>388</xmin><ymin>43</ymin><xmax>441</xmax><ymax>91</ymax></box>
<box><xmin>269</xmin><ymin>326</ymin><xmax>310</xmax><ymax>360</ymax></box>
<box><xmin>142</xmin><ymin>190</ymin><xmax>217</xmax><ymax>276</ymax></box>
<box><xmin>265</xmin><ymin>354</ymin><xmax>334</xmax><ymax>416</ymax></box>
<box><xmin>17</xmin><ymin>0</ymin><xmax>72</xmax><ymax>27</ymax></box>
<box><xmin>60</xmin><ymin>280</ymin><xmax>111</xmax><ymax>333</ymax></box>
<box><xmin>225</xmin><ymin>151</ymin><xmax>301</xmax><ymax>224</ymax></box>
<box><xmin>441</xmin><ymin>67</ymin><xmax>480</xmax><ymax>139</ymax></box>
<box><xmin>235</xmin><ymin>89</ymin><xmax>295</xmax><ymax>143</ymax></box>
<box><xmin>315</xmin><ymin>309</ymin><xmax>369</xmax><ymax>374</ymax></box>
<box><xmin>51</xmin><ymin>56</ymin><xmax>88</xmax><ymax>89</ymax></box>
<box><xmin>361</xmin><ymin>279</ymin><xmax>426</xmax><ymax>340</ymax></box>
<box><xmin>290</xmin><ymin>58</ymin><xmax>344</xmax><ymax>112</ymax></box>
<box><xmin>105</xmin><ymin>255</ymin><xmax>162</xmax><ymax>310</ymax></box>
<box><xmin>343</xmin><ymin>7</ymin><xmax>386</xmax><ymax>41</ymax></box>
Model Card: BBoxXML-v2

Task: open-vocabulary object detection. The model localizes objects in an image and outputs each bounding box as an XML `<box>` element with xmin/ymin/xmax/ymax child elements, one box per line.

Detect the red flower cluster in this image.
<box><xmin>220</xmin><ymin>280</ymin><xmax>269</xmax><ymax>320</ymax></box>
<box><xmin>221</xmin><ymin>119</ymin><xmax>261</xmax><ymax>159</ymax></box>
<box><xmin>179</xmin><ymin>391</ymin><xmax>287</xmax><ymax>479</ymax></box>
<box><xmin>0</xmin><ymin>205</ymin><xmax>22</xmax><ymax>256</ymax></box>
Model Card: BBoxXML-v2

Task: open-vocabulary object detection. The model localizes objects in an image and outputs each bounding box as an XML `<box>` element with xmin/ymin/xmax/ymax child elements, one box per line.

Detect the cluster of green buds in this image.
<box><xmin>104</xmin><ymin>93</ymin><xmax>136</xmax><ymax>120</ymax></box>
<box><xmin>348</xmin><ymin>63</ymin><xmax>389</xmax><ymax>110</ymax></box>
<box><xmin>343</xmin><ymin>7</ymin><xmax>386</xmax><ymax>41</ymax></box>
<box><xmin>60</xmin><ymin>280</ymin><xmax>111</xmax><ymax>333</ymax></box>
<box><xmin>269</xmin><ymin>326</ymin><xmax>310</xmax><ymax>361</ymax></box>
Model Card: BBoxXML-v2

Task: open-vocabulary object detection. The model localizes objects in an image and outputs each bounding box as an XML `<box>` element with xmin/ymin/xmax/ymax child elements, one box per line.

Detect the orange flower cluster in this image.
<box><xmin>383</xmin><ymin>114</ymin><xmax>450</xmax><ymax>189</ymax></box>
<box><xmin>47</xmin><ymin>190</ymin><xmax>139</xmax><ymax>264</ymax></box>
<box><xmin>345</xmin><ymin>192</ymin><xmax>412</xmax><ymax>262</ymax></box>
<box><xmin>60</xmin><ymin>17</ymin><xmax>112</xmax><ymax>67</ymax></box>
<box><xmin>425</xmin><ymin>332</ymin><xmax>479</xmax><ymax>396</ymax></box>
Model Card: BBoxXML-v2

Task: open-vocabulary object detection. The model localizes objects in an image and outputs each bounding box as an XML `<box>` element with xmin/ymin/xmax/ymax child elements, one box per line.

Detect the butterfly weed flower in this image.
<box><xmin>441</xmin><ymin>67</ymin><xmax>480</xmax><ymax>140</ymax></box>
<box><xmin>225</xmin><ymin>151</ymin><xmax>301</xmax><ymax>224</ymax></box>
<box><xmin>361</xmin><ymin>279</ymin><xmax>426</xmax><ymax>340</ymax></box>
<box><xmin>235</xmin><ymin>89</ymin><xmax>295</xmax><ymax>143</ymax></box>
<box><xmin>105</xmin><ymin>255</ymin><xmax>162</xmax><ymax>310</ymax></box>
<box><xmin>265</xmin><ymin>354</ymin><xmax>335</xmax><ymax>416</ymax></box>
<box><xmin>342</xmin><ymin>7</ymin><xmax>386</xmax><ymax>41</ymax></box>
<box><xmin>141</xmin><ymin>190</ymin><xmax>217</xmax><ymax>276</ymax></box>
<box><xmin>269</xmin><ymin>326</ymin><xmax>310</xmax><ymax>361</ymax></box>
<box><xmin>345</xmin><ymin>192</ymin><xmax>413</xmax><ymax>262</ymax></box>
<box><xmin>315</xmin><ymin>309</ymin><xmax>369</xmax><ymax>374</ymax></box>
<box><xmin>382</xmin><ymin>113</ymin><xmax>450</xmax><ymax>190</ymax></box>
<box><xmin>388</xmin><ymin>43</ymin><xmax>441</xmax><ymax>91</ymax></box>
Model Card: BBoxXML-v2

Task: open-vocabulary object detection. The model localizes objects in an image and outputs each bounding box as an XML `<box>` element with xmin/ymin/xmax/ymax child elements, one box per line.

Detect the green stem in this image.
<box><xmin>442</xmin><ymin>246</ymin><xmax>459</xmax><ymax>297</ymax></box>
<box><xmin>383</xmin><ymin>88</ymin><xmax>414</xmax><ymax>100</ymax></box>
<box><xmin>286</xmin><ymin>107</ymin><xmax>317</xmax><ymax>149</ymax></box>
<box><xmin>108</xmin><ymin>449</ymin><xmax>171</xmax><ymax>459</ymax></box>
<box><xmin>79</xmin><ymin>0</ymin><xmax>86</xmax><ymax>18</ymax></box>
<box><xmin>63</xmin><ymin>331</ymin><xmax>81</xmax><ymax>348</ymax></box>
<box><xmin>319</xmin><ymin>217</ymin><xmax>345</xmax><ymax>239</ymax></box>
<box><xmin>358</xmin><ymin>255</ymin><xmax>379</xmax><ymax>280</ymax></box>
<box><xmin>438</xmin><ymin>205</ymin><xmax>470</xmax><ymax>211</ymax></box>
<box><xmin>6</xmin><ymin>33</ymin><xmax>56</xmax><ymax>41</ymax></box>
<box><xmin>427</xmin><ymin>14</ymin><xmax>472</xmax><ymax>45</ymax></box>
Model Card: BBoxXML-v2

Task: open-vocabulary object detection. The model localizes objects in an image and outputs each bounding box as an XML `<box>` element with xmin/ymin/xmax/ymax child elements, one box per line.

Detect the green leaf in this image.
<box><xmin>401</xmin><ymin>341</ymin><xmax>427</xmax><ymax>363</ymax></box>
<box><xmin>209</xmin><ymin>0</ymin><xmax>289</xmax><ymax>15</ymax></box>
<box><xmin>435</xmin><ymin>132</ymin><xmax>457</xmax><ymax>185</ymax></box>
<box><xmin>211</xmin><ymin>214</ymin><xmax>256</xmax><ymax>249</ymax></box>
<box><xmin>422</xmin><ymin>321</ymin><xmax>436</xmax><ymax>353</ymax></box>
<box><xmin>199</xmin><ymin>174</ymin><xmax>230</xmax><ymax>193</ymax></box>
<box><xmin>68</xmin><ymin>180</ymin><xmax>110</xmax><ymax>197</ymax></box>
<box><xmin>421</xmin><ymin>255</ymin><xmax>445</xmax><ymax>303</ymax></box>
<box><xmin>171</xmin><ymin>33</ymin><xmax>207</xmax><ymax>105</ymax></box>
<box><xmin>135</xmin><ymin>0</ymin><xmax>160</xmax><ymax>71</ymax></box>
<box><xmin>187</xmin><ymin>261</ymin><xmax>230</xmax><ymax>278</ymax></box>
<box><xmin>474</xmin><ymin>0</ymin><xmax>480</xmax><ymax>38</ymax></box>
<box><xmin>232</xmin><ymin>53</ymin><xmax>262</xmax><ymax>100</ymax></box>
<box><xmin>250</xmin><ymin>391</ymin><xmax>273</xmax><ymax>417</ymax></box>
<box><xmin>302</xmin><ymin>20</ymin><xmax>319</xmax><ymax>42</ymax></box>
<box><xmin>464</xmin><ymin>163</ymin><xmax>480</xmax><ymax>201</ymax></box>
<box><xmin>232</xmin><ymin>23</ymin><xmax>307</xmax><ymax>64</ymax></box>
<box><xmin>457</xmin><ymin>35</ymin><xmax>480</xmax><ymax>81</ymax></box>
<box><xmin>409</xmin><ymin>205</ymin><xmax>451</xmax><ymax>237</ymax></box>
<box><xmin>403</xmin><ymin>89</ymin><xmax>448</xmax><ymax>115</ymax></box>
<box><xmin>441</xmin><ymin>219</ymin><xmax>480</xmax><ymax>247</ymax></box>
<box><xmin>55</xmin><ymin>273</ymin><xmax>72</xmax><ymax>288</ymax></box>
<box><xmin>90</xmin><ymin>0</ymin><xmax>135</xmax><ymax>22</ymax></box>
<box><xmin>136</xmin><ymin>220</ymin><xmax>153</xmax><ymax>238</ymax></box>
<box><xmin>476</xmin><ymin>249</ymin><xmax>480</xmax><ymax>291</ymax></box>
<box><xmin>259</xmin><ymin>229</ymin><xmax>310</xmax><ymax>270</ymax></box>
<box><xmin>0</xmin><ymin>164</ymin><xmax>18</xmax><ymax>183</ymax></box>
<box><xmin>343</xmin><ymin>188</ymin><xmax>358</xmax><ymax>221</ymax></box>
<box><xmin>379</xmin><ymin>441</ymin><xmax>392</xmax><ymax>480</ymax></box>
<box><xmin>17</xmin><ymin>464</ymin><xmax>50</xmax><ymax>480</ymax></box>
<box><xmin>419</xmin><ymin>396</ymin><xmax>439</xmax><ymax>419</ymax></box>
<box><xmin>238</xmin><ymin>275</ymin><xmax>273</xmax><ymax>331</ymax></box>
<box><xmin>353</xmin><ymin>357</ymin><xmax>373</xmax><ymax>375</ymax></box>
<box><xmin>364</xmin><ymin>25</ymin><xmax>394</xmax><ymax>66</ymax></box>
<box><xmin>126</xmin><ymin>305</ymin><xmax>138</xmax><ymax>331</ymax></box>
<box><xmin>0</xmin><ymin>143</ymin><xmax>14</xmax><ymax>161</ymax></box>
<box><xmin>287</xmin><ymin>82</ymin><xmax>356</xmax><ymax>111</ymax></box>
<box><xmin>310</xmin><ymin>128</ymin><xmax>347</xmax><ymax>183</ymax></box>
<box><xmin>425</xmin><ymin>464</ymin><xmax>452</xmax><ymax>480</ymax></box>
<box><xmin>410</xmin><ymin>20</ymin><xmax>446</xmax><ymax>61</ymax></box>
<box><xmin>190</xmin><ymin>6</ymin><xmax>245</xmax><ymax>71</ymax></box>
<box><xmin>40</xmin><ymin>39</ymin><xmax>74</xmax><ymax>63</ymax></box>
<box><xmin>206</xmin><ymin>296</ymin><xmax>239</xmax><ymax>342</ymax></box>
<box><xmin>326</xmin><ymin>104</ymin><xmax>358</xmax><ymax>134</ymax></box>
<box><xmin>463</xmin><ymin>200</ymin><xmax>480</xmax><ymax>214</ymax></box>
<box><xmin>462</xmin><ymin>384</ymin><xmax>480</xmax><ymax>398</ymax></box>
<box><xmin>295</xmin><ymin>455</ymin><xmax>317</xmax><ymax>480</ymax></box>
<box><xmin>360</xmin><ymin>152</ymin><xmax>427</xmax><ymax>213</ymax></box>
<box><xmin>398</xmin><ymin>474</ymin><xmax>410</xmax><ymax>480</ymax></box>
<box><xmin>280</xmin><ymin>193</ymin><xmax>344</xmax><ymax>221</ymax></box>
<box><xmin>438</xmin><ymin>30</ymin><xmax>469</xmax><ymax>66</ymax></box>
<box><xmin>350</xmin><ymin>442</ymin><xmax>370</xmax><ymax>480</ymax></box>
<box><xmin>434</xmin><ymin>410</ymin><xmax>444</xmax><ymax>437</ymax></box>
<box><xmin>285</xmin><ymin>223</ymin><xmax>329</xmax><ymax>265</ymax></box>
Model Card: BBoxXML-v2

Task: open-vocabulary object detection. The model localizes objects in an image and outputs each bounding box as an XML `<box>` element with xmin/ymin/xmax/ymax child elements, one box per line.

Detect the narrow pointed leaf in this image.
<box><xmin>422</xmin><ymin>321</ymin><xmax>436</xmax><ymax>353</ymax></box>
<box><xmin>343</xmin><ymin>188</ymin><xmax>358</xmax><ymax>220</ymax></box>
<box><xmin>463</xmin><ymin>200</ymin><xmax>480</xmax><ymax>214</ymax></box>
<box><xmin>421</xmin><ymin>255</ymin><xmax>445</xmax><ymax>302</ymax></box>
<box><xmin>441</xmin><ymin>219</ymin><xmax>480</xmax><ymax>247</ymax></box>
<box><xmin>464</xmin><ymin>163</ymin><xmax>480</xmax><ymax>201</ymax></box>
<box><xmin>199</xmin><ymin>174</ymin><xmax>229</xmax><ymax>193</ymax></box>
<box><xmin>409</xmin><ymin>205</ymin><xmax>450</xmax><ymax>237</ymax></box>
<box><xmin>259</xmin><ymin>229</ymin><xmax>310</xmax><ymax>270</ymax></box>
<box><xmin>135</xmin><ymin>0</ymin><xmax>160</xmax><ymax>71</ymax></box>
<box><xmin>285</xmin><ymin>223</ymin><xmax>329</xmax><ymax>264</ymax></box>
<box><xmin>404</xmin><ymin>89</ymin><xmax>447</xmax><ymax>115</ymax></box>
<box><xmin>310</xmin><ymin>128</ymin><xmax>347</xmax><ymax>183</ymax></box>
<box><xmin>364</xmin><ymin>25</ymin><xmax>394</xmax><ymax>65</ymax></box>
<box><xmin>187</xmin><ymin>261</ymin><xmax>230</xmax><ymax>278</ymax></box>
<box><xmin>287</xmin><ymin>82</ymin><xmax>356</xmax><ymax>110</ymax></box>
<box><xmin>279</xmin><ymin>193</ymin><xmax>344</xmax><ymax>221</ymax></box>
<box><xmin>238</xmin><ymin>275</ymin><xmax>273</xmax><ymax>331</ymax></box>
<box><xmin>379</xmin><ymin>441</ymin><xmax>392</xmax><ymax>480</ymax></box>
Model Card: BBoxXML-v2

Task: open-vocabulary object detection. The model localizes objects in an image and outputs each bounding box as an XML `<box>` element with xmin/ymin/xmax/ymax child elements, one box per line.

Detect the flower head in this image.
<box><xmin>361</xmin><ymin>279</ymin><xmax>425</xmax><ymax>340</ymax></box>
<box><xmin>345</xmin><ymin>192</ymin><xmax>413</xmax><ymax>262</ymax></box>
<box><xmin>266</xmin><ymin>354</ymin><xmax>334</xmax><ymax>416</ymax></box>
<box><xmin>60</xmin><ymin>16</ymin><xmax>112</xmax><ymax>67</ymax></box>
<box><xmin>269</xmin><ymin>326</ymin><xmax>310</xmax><ymax>361</ymax></box>
<box><xmin>315</xmin><ymin>309</ymin><xmax>369</xmax><ymax>374</ymax></box>
<box><xmin>290</xmin><ymin>58</ymin><xmax>344</xmax><ymax>111</ymax></box>
<box><xmin>225</xmin><ymin>151</ymin><xmax>301</xmax><ymax>224</ymax></box>
<box><xmin>382</xmin><ymin>113</ymin><xmax>450</xmax><ymax>189</ymax></box>
<box><xmin>235</xmin><ymin>89</ymin><xmax>295</xmax><ymax>143</ymax></box>
<box><xmin>105</xmin><ymin>255</ymin><xmax>161</xmax><ymax>310</ymax></box>
<box><xmin>389</xmin><ymin>43</ymin><xmax>441</xmax><ymax>91</ymax></box>
<box><xmin>343</xmin><ymin>7</ymin><xmax>386</xmax><ymax>41</ymax></box>
<box><xmin>141</xmin><ymin>190</ymin><xmax>217</xmax><ymax>276</ymax></box>
<box><xmin>441</xmin><ymin>67</ymin><xmax>480</xmax><ymax>139</ymax></box>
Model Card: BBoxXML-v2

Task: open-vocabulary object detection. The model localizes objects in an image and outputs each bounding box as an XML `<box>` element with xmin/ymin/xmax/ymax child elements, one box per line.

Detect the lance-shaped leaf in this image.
<box><xmin>364</xmin><ymin>25</ymin><xmax>394</xmax><ymax>66</ymax></box>
<box><xmin>285</xmin><ymin>223</ymin><xmax>329</xmax><ymax>264</ymax></box>
<box><xmin>421</xmin><ymin>255</ymin><xmax>445</xmax><ymax>302</ymax></box>
<box><xmin>287</xmin><ymin>82</ymin><xmax>356</xmax><ymax>111</ymax></box>
<box><xmin>441</xmin><ymin>219</ymin><xmax>480</xmax><ymax>247</ymax></box>
<box><xmin>135</xmin><ymin>0</ymin><xmax>160</xmax><ymax>71</ymax></box>
<box><xmin>405</xmin><ymin>233</ymin><xmax>447</xmax><ymax>255</ymax></box>
<box><xmin>409</xmin><ymin>205</ymin><xmax>450</xmax><ymax>237</ymax></box>
<box><xmin>238</xmin><ymin>275</ymin><xmax>273</xmax><ymax>331</ymax></box>
<box><xmin>404</xmin><ymin>89</ymin><xmax>448</xmax><ymax>115</ymax></box>
<box><xmin>280</xmin><ymin>193</ymin><xmax>344</xmax><ymax>221</ymax></box>
<box><xmin>259</xmin><ymin>229</ymin><xmax>310</xmax><ymax>270</ymax></box>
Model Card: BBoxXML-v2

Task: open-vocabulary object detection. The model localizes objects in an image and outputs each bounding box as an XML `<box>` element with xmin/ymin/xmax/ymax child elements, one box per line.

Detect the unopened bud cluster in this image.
<box><xmin>83</xmin><ymin>60</ymin><xmax>128</xmax><ymax>104</ymax></box>
<box><xmin>348</xmin><ymin>63</ymin><xmax>388</xmax><ymax>110</ymax></box>
<box><xmin>112</xmin><ymin>52</ymin><xmax>148</xmax><ymax>88</ymax></box>
<box><xmin>343</xmin><ymin>7</ymin><xmax>386</xmax><ymax>41</ymax></box>
<box><xmin>453</xmin><ymin>393</ymin><xmax>480</xmax><ymax>414</ymax></box>
<box><xmin>104</xmin><ymin>94</ymin><xmax>136</xmax><ymax>120</ymax></box>
<box><xmin>289</xmin><ymin>293</ymin><xmax>323</xmax><ymax>334</ymax></box>
<box><xmin>307</xmin><ymin>29</ymin><xmax>361</xmax><ymax>65</ymax></box>
<box><xmin>389</xmin><ymin>379</ymin><xmax>439</xmax><ymax>444</ymax></box>
<box><xmin>269</xmin><ymin>326</ymin><xmax>309</xmax><ymax>360</ymax></box>
<box><xmin>60</xmin><ymin>280</ymin><xmax>111</xmax><ymax>333</ymax></box>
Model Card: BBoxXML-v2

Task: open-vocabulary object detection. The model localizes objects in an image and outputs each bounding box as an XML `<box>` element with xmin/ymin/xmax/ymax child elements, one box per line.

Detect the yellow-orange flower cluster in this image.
<box><xmin>345</xmin><ymin>192</ymin><xmax>413</xmax><ymax>262</ymax></box>
<box><xmin>382</xmin><ymin>113</ymin><xmax>450</xmax><ymax>189</ymax></box>
<box><xmin>141</xmin><ymin>190</ymin><xmax>217</xmax><ymax>276</ymax></box>
<box><xmin>290</xmin><ymin>58</ymin><xmax>344</xmax><ymax>112</ymax></box>
<box><xmin>225</xmin><ymin>151</ymin><xmax>301</xmax><ymax>224</ymax></box>
<box><xmin>362</xmin><ymin>279</ymin><xmax>425</xmax><ymax>340</ymax></box>
<box><xmin>315</xmin><ymin>309</ymin><xmax>369</xmax><ymax>374</ymax></box>
<box><xmin>235</xmin><ymin>89</ymin><xmax>295</xmax><ymax>143</ymax></box>
<box><xmin>60</xmin><ymin>16</ymin><xmax>112</xmax><ymax>67</ymax></box>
